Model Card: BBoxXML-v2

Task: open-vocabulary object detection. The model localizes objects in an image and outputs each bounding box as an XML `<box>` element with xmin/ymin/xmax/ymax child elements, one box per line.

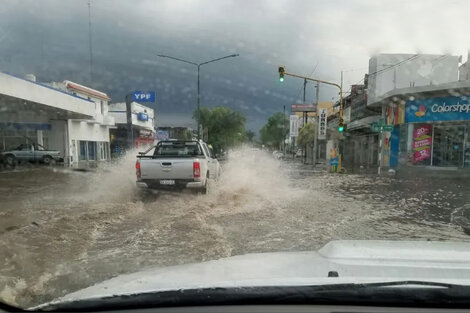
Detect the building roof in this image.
<box><xmin>64</xmin><ymin>81</ymin><xmax>111</xmax><ymax>101</ymax></box>
<box><xmin>368</xmin><ymin>80</ymin><xmax>470</xmax><ymax>107</ymax></box>
<box><xmin>0</xmin><ymin>72</ymin><xmax>95</xmax><ymax>119</ymax></box>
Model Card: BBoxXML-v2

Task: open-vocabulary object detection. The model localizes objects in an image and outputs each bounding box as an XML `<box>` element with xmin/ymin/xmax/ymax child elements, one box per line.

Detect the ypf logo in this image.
<box><xmin>415</xmin><ymin>104</ymin><xmax>426</xmax><ymax>118</ymax></box>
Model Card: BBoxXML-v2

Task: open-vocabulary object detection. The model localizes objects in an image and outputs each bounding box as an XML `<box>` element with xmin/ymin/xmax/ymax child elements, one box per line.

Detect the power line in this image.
<box><xmin>370</xmin><ymin>54</ymin><xmax>420</xmax><ymax>77</ymax></box>
<box><xmin>294</xmin><ymin>62</ymin><xmax>319</xmax><ymax>101</ymax></box>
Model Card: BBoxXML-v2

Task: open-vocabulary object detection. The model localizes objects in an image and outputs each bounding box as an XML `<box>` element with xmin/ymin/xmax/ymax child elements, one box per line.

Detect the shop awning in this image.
<box><xmin>0</xmin><ymin>72</ymin><xmax>95</xmax><ymax>120</ymax></box>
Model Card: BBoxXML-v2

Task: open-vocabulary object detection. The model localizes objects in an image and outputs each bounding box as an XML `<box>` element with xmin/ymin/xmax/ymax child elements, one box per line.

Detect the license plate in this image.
<box><xmin>160</xmin><ymin>179</ymin><xmax>175</xmax><ymax>185</ymax></box>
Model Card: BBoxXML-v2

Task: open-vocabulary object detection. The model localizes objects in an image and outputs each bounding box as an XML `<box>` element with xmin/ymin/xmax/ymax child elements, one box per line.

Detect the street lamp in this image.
<box><xmin>157</xmin><ymin>53</ymin><xmax>240</xmax><ymax>140</ymax></box>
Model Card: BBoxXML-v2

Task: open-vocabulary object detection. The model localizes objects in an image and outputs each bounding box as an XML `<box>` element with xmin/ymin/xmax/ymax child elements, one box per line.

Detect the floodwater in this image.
<box><xmin>0</xmin><ymin>148</ymin><xmax>469</xmax><ymax>308</ymax></box>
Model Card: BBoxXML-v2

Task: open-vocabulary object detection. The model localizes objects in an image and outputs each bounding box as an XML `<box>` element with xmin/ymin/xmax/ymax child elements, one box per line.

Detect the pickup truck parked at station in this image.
<box><xmin>1</xmin><ymin>143</ymin><xmax>62</xmax><ymax>166</ymax></box>
<box><xmin>136</xmin><ymin>140</ymin><xmax>220</xmax><ymax>194</ymax></box>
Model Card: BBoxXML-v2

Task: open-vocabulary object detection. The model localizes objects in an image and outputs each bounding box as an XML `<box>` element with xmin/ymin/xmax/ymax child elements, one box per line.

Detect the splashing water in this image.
<box><xmin>1</xmin><ymin>147</ymin><xmax>469</xmax><ymax>308</ymax></box>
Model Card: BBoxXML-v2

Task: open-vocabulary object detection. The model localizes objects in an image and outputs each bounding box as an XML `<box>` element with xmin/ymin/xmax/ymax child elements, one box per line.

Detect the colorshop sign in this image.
<box><xmin>405</xmin><ymin>96</ymin><xmax>470</xmax><ymax>123</ymax></box>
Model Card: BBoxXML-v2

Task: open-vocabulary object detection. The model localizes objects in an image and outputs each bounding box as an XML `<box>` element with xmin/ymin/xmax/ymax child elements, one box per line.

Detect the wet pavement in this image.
<box><xmin>0</xmin><ymin>149</ymin><xmax>470</xmax><ymax>308</ymax></box>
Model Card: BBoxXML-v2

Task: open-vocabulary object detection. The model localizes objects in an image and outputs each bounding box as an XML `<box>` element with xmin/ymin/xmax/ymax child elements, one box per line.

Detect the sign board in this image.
<box><xmin>132</xmin><ymin>91</ymin><xmax>156</xmax><ymax>102</ymax></box>
<box><xmin>156</xmin><ymin>130</ymin><xmax>169</xmax><ymax>140</ymax></box>
<box><xmin>318</xmin><ymin>108</ymin><xmax>327</xmax><ymax>140</ymax></box>
<box><xmin>382</xmin><ymin>125</ymin><xmax>394</xmax><ymax>132</ymax></box>
<box><xmin>289</xmin><ymin>115</ymin><xmax>299</xmax><ymax>137</ymax></box>
<box><xmin>405</xmin><ymin>96</ymin><xmax>470</xmax><ymax>123</ymax></box>
<box><xmin>291</xmin><ymin>104</ymin><xmax>317</xmax><ymax>112</ymax></box>
<box><xmin>413</xmin><ymin>124</ymin><xmax>432</xmax><ymax>163</ymax></box>
<box><xmin>371</xmin><ymin>119</ymin><xmax>393</xmax><ymax>132</ymax></box>
<box><xmin>137</xmin><ymin>112</ymin><xmax>149</xmax><ymax>121</ymax></box>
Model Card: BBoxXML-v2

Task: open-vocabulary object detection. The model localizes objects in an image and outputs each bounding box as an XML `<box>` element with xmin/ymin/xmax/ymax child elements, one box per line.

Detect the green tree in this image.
<box><xmin>181</xmin><ymin>129</ymin><xmax>194</xmax><ymax>140</ymax></box>
<box><xmin>260</xmin><ymin>112</ymin><xmax>288</xmax><ymax>148</ymax></box>
<box><xmin>245</xmin><ymin>130</ymin><xmax>255</xmax><ymax>142</ymax></box>
<box><xmin>193</xmin><ymin>106</ymin><xmax>246</xmax><ymax>153</ymax></box>
<box><xmin>297</xmin><ymin>122</ymin><xmax>316</xmax><ymax>147</ymax></box>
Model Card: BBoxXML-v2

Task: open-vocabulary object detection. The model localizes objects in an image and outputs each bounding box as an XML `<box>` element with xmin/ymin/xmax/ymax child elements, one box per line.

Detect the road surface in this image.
<box><xmin>0</xmin><ymin>149</ymin><xmax>468</xmax><ymax>307</ymax></box>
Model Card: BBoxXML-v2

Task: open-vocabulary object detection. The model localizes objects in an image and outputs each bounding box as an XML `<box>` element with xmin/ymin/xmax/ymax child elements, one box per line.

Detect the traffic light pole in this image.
<box><xmin>283</xmin><ymin>71</ymin><xmax>343</xmax><ymax>119</ymax></box>
<box><xmin>313</xmin><ymin>82</ymin><xmax>319</xmax><ymax>166</ymax></box>
<box><xmin>280</xmin><ymin>69</ymin><xmax>344</xmax><ymax>170</ymax></box>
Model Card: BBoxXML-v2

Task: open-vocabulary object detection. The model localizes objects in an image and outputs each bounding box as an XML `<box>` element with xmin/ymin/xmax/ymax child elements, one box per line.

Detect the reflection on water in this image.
<box><xmin>0</xmin><ymin>147</ymin><xmax>468</xmax><ymax>308</ymax></box>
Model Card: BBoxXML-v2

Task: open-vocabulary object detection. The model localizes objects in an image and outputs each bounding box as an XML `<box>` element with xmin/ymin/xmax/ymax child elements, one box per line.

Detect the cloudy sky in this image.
<box><xmin>0</xmin><ymin>0</ymin><xmax>469</xmax><ymax>130</ymax></box>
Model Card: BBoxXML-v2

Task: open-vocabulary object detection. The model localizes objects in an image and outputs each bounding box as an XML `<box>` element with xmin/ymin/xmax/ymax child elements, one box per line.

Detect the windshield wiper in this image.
<box><xmin>341</xmin><ymin>280</ymin><xmax>459</xmax><ymax>289</ymax></box>
<box><xmin>38</xmin><ymin>281</ymin><xmax>470</xmax><ymax>311</ymax></box>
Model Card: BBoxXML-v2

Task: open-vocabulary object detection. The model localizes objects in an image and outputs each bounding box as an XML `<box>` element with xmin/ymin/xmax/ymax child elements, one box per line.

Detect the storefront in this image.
<box><xmin>384</xmin><ymin>93</ymin><xmax>470</xmax><ymax>169</ymax></box>
<box><xmin>108</xmin><ymin>101</ymin><xmax>156</xmax><ymax>154</ymax></box>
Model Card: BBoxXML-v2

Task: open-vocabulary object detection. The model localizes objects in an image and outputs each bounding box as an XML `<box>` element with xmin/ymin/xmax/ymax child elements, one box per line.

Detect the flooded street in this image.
<box><xmin>0</xmin><ymin>150</ymin><xmax>469</xmax><ymax>308</ymax></box>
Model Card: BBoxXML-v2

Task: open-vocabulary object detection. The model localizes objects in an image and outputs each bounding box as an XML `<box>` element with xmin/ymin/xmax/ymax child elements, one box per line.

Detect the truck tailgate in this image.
<box><xmin>140</xmin><ymin>158</ymin><xmax>196</xmax><ymax>180</ymax></box>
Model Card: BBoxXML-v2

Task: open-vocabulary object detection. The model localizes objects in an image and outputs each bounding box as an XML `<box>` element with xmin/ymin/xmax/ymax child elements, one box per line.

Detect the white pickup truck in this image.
<box><xmin>136</xmin><ymin>140</ymin><xmax>221</xmax><ymax>194</ymax></box>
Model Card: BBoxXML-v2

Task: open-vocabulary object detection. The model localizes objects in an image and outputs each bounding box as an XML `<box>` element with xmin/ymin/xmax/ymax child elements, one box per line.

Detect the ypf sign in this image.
<box><xmin>131</xmin><ymin>91</ymin><xmax>156</xmax><ymax>102</ymax></box>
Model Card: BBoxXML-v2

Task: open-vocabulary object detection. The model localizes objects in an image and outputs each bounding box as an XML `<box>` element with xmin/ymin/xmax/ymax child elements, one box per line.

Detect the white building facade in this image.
<box><xmin>367</xmin><ymin>53</ymin><xmax>460</xmax><ymax>106</ymax></box>
<box><xmin>0</xmin><ymin>72</ymin><xmax>115</xmax><ymax>167</ymax></box>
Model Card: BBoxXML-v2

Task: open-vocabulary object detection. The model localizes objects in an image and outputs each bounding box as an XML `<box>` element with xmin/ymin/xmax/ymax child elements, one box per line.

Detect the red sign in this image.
<box><xmin>412</xmin><ymin>137</ymin><xmax>432</xmax><ymax>149</ymax></box>
<box><xmin>413</xmin><ymin>124</ymin><xmax>431</xmax><ymax>139</ymax></box>
<box><xmin>413</xmin><ymin>124</ymin><xmax>432</xmax><ymax>164</ymax></box>
<box><xmin>414</xmin><ymin>149</ymin><xmax>431</xmax><ymax>162</ymax></box>
<box><xmin>291</xmin><ymin>104</ymin><xmax>317</xmax><ymax>112</ymax></box>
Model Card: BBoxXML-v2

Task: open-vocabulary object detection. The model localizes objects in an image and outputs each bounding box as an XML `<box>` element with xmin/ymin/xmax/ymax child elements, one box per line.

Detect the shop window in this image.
<box><xmin>88</xmin><ymin>141</ymin><xmax>96</xmax><ymax>160</ymax></box>
<box><xmin>433</xmin><ymin>126</ymin><xmax>464</xmax><ymax>167</ymax></box>
<box><xmin>465</xmin><ymin>128</ymin><xmax>470</xmax><ymax>168</ymax></box>
<box><xmin>104</xmin><ymin>143</ymin><xmax>109</xmax><ymax>160</ymax></box>
<box><xmin>42</xmin><ymin>133</ymin><xmax>49</xmax><ymax>149</ymax></box>
<box><xmin>79</xmin><ymin>141</ymin><xmax>87</xmax><ymax>161</ymax></box>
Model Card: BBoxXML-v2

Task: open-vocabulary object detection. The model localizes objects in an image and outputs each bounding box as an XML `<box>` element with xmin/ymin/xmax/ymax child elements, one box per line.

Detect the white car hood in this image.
<box><xmin>42</xmin><ymin>240</ymin><xmax>470</xmax><ymax>307</ymax></box>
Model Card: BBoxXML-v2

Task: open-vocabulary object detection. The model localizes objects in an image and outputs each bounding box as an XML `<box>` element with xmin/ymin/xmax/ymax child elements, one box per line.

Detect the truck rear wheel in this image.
<box><xmin>201</xmin><ymin>176</ymin><xmax>209</xmax><ymax>194</ymax></box>
<box><xmin>193</xmin><ymin>179</ymin><xmax>209</xmax><ymax>195</ymax></box>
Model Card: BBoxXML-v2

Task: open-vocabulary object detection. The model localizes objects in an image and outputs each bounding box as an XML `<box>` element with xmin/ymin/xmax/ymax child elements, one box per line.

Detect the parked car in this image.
<box><xmin>1</xmin><ymin>143</ymin><xmax>62</xmax><ymax>166</ymax></box>
<box><xmin>272</xmin><ymin>150</ymin><xmax>284</xmax><ymax>159</ymax></box>
<box><xmin>136</xmin><ymin>140</ymin><xmax>220</xmax><ymax>194</ymax></box>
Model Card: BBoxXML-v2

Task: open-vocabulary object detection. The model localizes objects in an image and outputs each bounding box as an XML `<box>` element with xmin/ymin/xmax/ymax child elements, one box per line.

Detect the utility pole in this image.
<box><xmin>283</xmin><ymin>105</ymin><xmax>286</xmax><ymax>154</ymax></box>
<box><xmin>340</xmin><ymin>70</ymin><xmax>343</xmax><ymax>119</ymax></box>
<box><xmin>88</xmin><ymin>0</ymin><xmax>93</xmax><ymax>85</ymax></box>
<box><xmin>157</xmin><ymin>54</ymin><xmax>239</xmax><ymax>140</ymax></box>
<box><xmin>125</xmin><ymin>94</ymin><xmax>133</xmax><ymax>150</ymax></box>
<box><xmin>313</xmin><ymin>82</ymin><xmax>319</xmax><ymax>166</ymax></box>
<box><xmin>302</xmin><ymin>78</ymin><xmax>307</xmax><ymax>163</ymax></box>
<box><xmin>197</xmin><ymin>65</ymin><xmax>201</xmax><ymax>138</ymax></box>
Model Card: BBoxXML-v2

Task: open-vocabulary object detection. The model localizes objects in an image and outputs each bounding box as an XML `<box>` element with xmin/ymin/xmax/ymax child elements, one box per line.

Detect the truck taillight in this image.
<box><xmin>193</xmin><ymin>161</ymin><xmax>200</xmax><ymax>178</ymax></box>
<box><xmin>136</xmin><ymin>160</ymin><xmax>141</xmax><ymax>179</ymax></box>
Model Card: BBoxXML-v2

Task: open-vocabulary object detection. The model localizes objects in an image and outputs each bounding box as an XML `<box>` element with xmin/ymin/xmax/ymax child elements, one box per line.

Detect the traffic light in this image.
<box><xmin>338</xmin><ymin>118</ymin><xmax>344</xmax><ymax>132</ymax></box>
<box><xmin>278</xmin><ymin>66</ymin><xmax>285</xmax><ymax>83</ymax></box>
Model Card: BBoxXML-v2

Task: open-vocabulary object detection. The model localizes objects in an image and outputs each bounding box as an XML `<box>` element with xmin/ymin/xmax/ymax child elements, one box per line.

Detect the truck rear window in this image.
<box><xmin>153</xmin><ymin>142</ymin><xmax>204</xmax><ymax>158</ymax></box>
